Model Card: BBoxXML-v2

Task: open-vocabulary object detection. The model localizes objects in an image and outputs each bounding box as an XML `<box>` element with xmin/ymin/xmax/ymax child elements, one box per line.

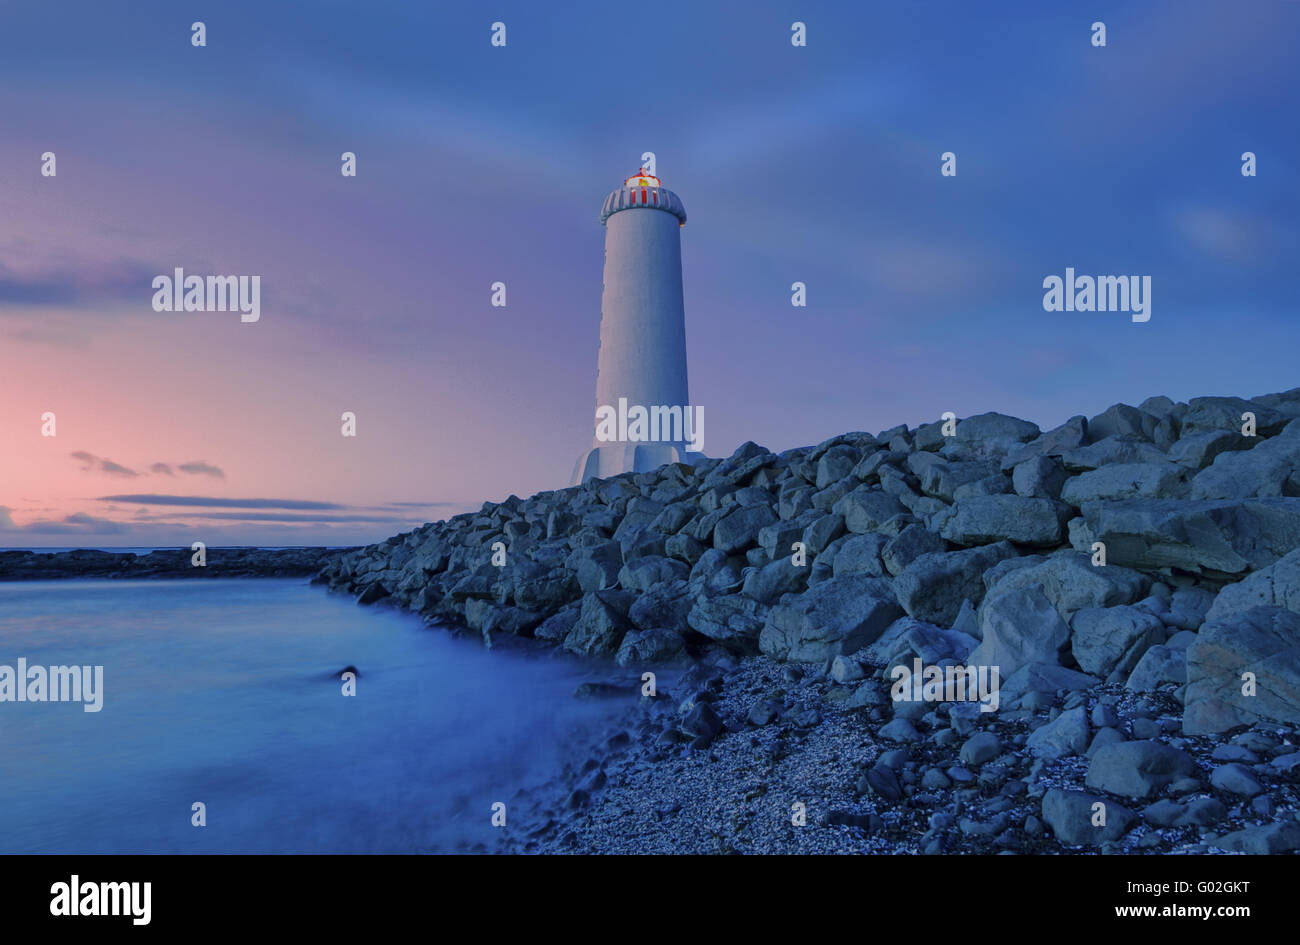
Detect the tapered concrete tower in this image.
<box><xmin>571</xmin><ymin>170</ymin><xmax>699</xmax><ymax>485</ymax></box>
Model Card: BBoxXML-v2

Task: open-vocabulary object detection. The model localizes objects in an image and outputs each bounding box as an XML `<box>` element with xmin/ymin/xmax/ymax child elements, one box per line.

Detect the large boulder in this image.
<box><xmin>982</xmin><ymin>552</ymin><xmax>1149</xmax><ymax>622</ymax></box>
<box><xmin>712</xmin><ymin>504</ymin><xmax>779</xmax><ymax>554</ymax></box>
<box><xmin>832</xmin><ymin>533</ymin><xmax>890</xmax><ymax>578</ymax></box>
<box><xmin>1180</xmin><ymin>396</ymin><xmax>1288</xmax><ymax>438</ymax></box>
<box><xmin>1070</xmin><ymin>605</ymin><xmax>1166</xmax><ymax>679</ymax></box>
<box><xmin>617</xmin><ymin>555</ymin><xmax>688</xmax><ymax>592</ymax></box>
<box><xmin>968</xmin><ymin>585</ymin><xmax>1071</xmax><ymax>677</ymax></box>
<box><xmin>563</xmin><ymin>591</ymin><xmax>631</xmax><ymax>656</ymax></box>
<box><xmin>758</xmin><ymin>575</ymin><xmax>902</xmax><ymax>662</ymax></box>
<box><xmin>1085</xmin><ymin>741</ymin><xmax>1196</xmax><ymax>799</ymax></box>
<box><xmin>1087</xmin><ymin>403</ymin><xmax>1158</xmax><ymax>443</ymax></box>
<box><xmin>1183</xmin><ymin>605</ymin><xmax>1300</xmax><ymax>734</ymax></box>
<box><xmin>1062</xmin><ymin>435</ymin><xmax>1168</xmax><ymax>472</ymax></box>
<box><xmin>1190</xmin><ymin>423</ymin><xmax>1300</xmax><ymax>499</ymax></box>
<box><xmin>1167</xmin><ymin>430</ymin><xmax>1251</xmax><ymax>470</ymax></box>
<box><xmin>615</xmin><ymin>627</ymin><xmax>686</xmax><ymax>666</ymax></box>
<box><xmin>1204</xmin><ymin>548</ymin><xmax>1300</xmax><ymax>622</ymax></box>
<box><xmin>1060</xmin><ymin>463</ymin><xmax>1190</xmax><ymax>505</ymax></box>
<box><xmin>834</xmin><ymin>487</ymin><xmax>907</xmax><ymax>534</ymax></box>
<box><xmin>1042</xmin><ymin>789</ymin><xmax>1135</xmax><ymax>846</ymax></box>
<box><xmin>935</xmin><ymin>495</ymin><xmax>1069</xmax><ymax>547</ymax></box>
<box><xmin>741</xmin><ymin>557</ymin><xmax>810</xmax><ymax>603</ymax></box>
<box><xmin>1081</xmin><ymin>497</ymin><xmax>1300</xmax><ymax>575</ymax></box>
<box><xmin>686</xmin><ymin>594</ymin><xmax>768</xmax><ymax>649</ymax></box>
<box><xmin>894</xmin><ymin>542</ymin><xmax>1019</xmax><ymax>625</ymax></box>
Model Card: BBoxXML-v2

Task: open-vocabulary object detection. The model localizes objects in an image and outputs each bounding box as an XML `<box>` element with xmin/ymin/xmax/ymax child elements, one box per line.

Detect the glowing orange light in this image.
<box><xmin>625</xmin><ymin>170</ymin><xmax>661</xmax><ymax>188</ymax></box>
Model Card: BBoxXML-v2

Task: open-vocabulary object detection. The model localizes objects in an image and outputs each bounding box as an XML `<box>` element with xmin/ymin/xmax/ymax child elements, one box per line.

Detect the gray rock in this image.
<box><xmin>1213</xmin><ymin>822</ymin><xmax>1300</xmax><ymax>853</ymax></box>
<box><xmin>1027</xmin><ymin>706</ymin><xmax>1090</xmax><ymax>759</ymax></box>
<box><xmin>1061</xmin><ymin>463</ymin><xmax>1191</xmax><ymax>505</ymax></box>
<box><xmin>740</xmin><ymin>557</ymin><xmax>809</xmax><ymax>604</ymax></box>
<box><xmin>936</xmin><ymin>495</ymin><xmax>1069</xmax><ymax>547</ymax></box>
<box><xmin>1184</xmin><ymin>605</ymin><xmax>1300</xmax><ymax>734</ymax></box>
<box><xmin>960</xmin><ymin>732</ymin><xmax>1002</xmax><ymax>766</ymax></box>
<box><xmin>1042</xmin><ymin>789</ymin><xmax>1135</xmax><ymax>846</ymax></box>
<box><xmin>864</xmin><ymin>764</ymin><xmax>904</xmax><ymax>801</ymax></box>
<box><xmin>801</xmin><ymin>513</ymin><xmax>846</xmax><ymax>556</ymax></box>
<box><xmin>1070</xmin><ymin>605</ymin><xmax>1165</xmax><ymax>678</ymax></box>
<box><xmin>1174</xmin><ymin>797</ymin><xmax>1227</xmax><ymax>828</ymax></box>
<box><xmin>880</xmin><ymin>718</ymin><xmax>920</xmax><ymax>743</ymax></box>
<box><xmin>1165</xmin><ymin>586</ymin><xmax>1216</xmax><ymax>630</ymax></box>
<box><xmin>834</xmin><ymin>487</ymin><xmax>908</xmax><ymax>534</ymax></box>
<box><xmin>1062</xmin><ymin>435</ymin><xmax>1169</xmax><ymax>472</ymax></box>
<box><xmin>1085</xmin><ymin>741</ymin><xmax>1196</xmax><ymax>799</ymax></box>
<box><xmin>712</xmin><ymin>504</ymin><xmax>779</xmax><ymax>555</ymax></box>
<box><xmin>681</xmin><ymin>702</ymin><xmax>723</xmax><ymax>740</ymax></box>
<box><xmin>1082</xmin><ymin>497</ymin><xmax>1300</xmax><ymax>575</ymax></box>
<box><xmin>1002</xmin><ymin>416</ymin><xmax>1089</xmax><ymax>469</ymax></box>
<box><xmin>758</xmin><ymin>575</ymin><xmax>903</xmax><ymax>662</ymax></box>
<box><xmin>968</xmin><ymin>586</ymin><xmax>1071</xmax><ymax>677</ymax></box>
<box><xmin>1012</xmin><ymin>455</ymin><xmax>1068</xmax><ymax>499</ymax></box>
<box><xmin>983</xmin><ymin>552</ymin><xmax>1150</xmax><ymax>622</ymax></box>
<box><xmin>881</xmin><ymin>524</ymin><xmax>946</xmax><ymax>576</ymax></box>
<box><xmin>998</xmin><ymin>662</ymin><xmax>1100</xmax><ymax>704</ymax></box>
<box><xmin>832</xmin><ymin>533</ymin><xmax>890</xmax><ymax>578</ymax></box>
<box><xmin>1204</xmin><ymin>548</ymin><xmax>1300</xmax><ymax>623</ymax></box>
<box><xmin>1209</xmin><ymin>763</ymin><xmax>1264</xmax><ymax>797</ymax></box>
<box><xmin>1087</xmin><ymin>403</ymin><xmax>1158</xmax><ymax>442</ymax></box>
<box><xmin>1124</xmin><ymin>645</ymin><xmax>1186</xmax><ymax>691</ymax></box>
<box><xmin>894</xmin><ymin>542</ymin><xmax>1019</xmax><ymax>625</ymax></box>
<box><xmin>563</xmin><ymin>591</ymin><xmax>631</xmax><ymax>656</ymax></box>
<box><xmin>953</xmin><ymin>413</ymin><xmax>1041</xmax><ymax>450</ymax></box>
<box><xmin>615</xmin><ymin>627</ymin><xmax>686</xmax><ymax>666</ymax></box>
<box><xmin>1181</xmin><ymin>395</ymin><xmax>1288</xmax><ymax>438</ymax></box>
<box><xmin>627</xmin><ymin>580</ymin><xmax>693</xmax><ymax>631</ymax></box>
<box><xmin>617</xmin><ymin>555</ymin><xmax>688</xmax><ymax>592</ymax></box>
<box><xmin>830</xmin><ymin>655</ymin><xmax>865</xmax><ymax>684</ymax></box>
<box><xmin>686</xmin><ymin>594</ymin><xmax>767</xmax><ymax>649</ymax></box>
<box><xmin>1191</xmin><ymin>423</ymin><xmax>1300</xmax><ymax>499</ymax></box>
<box><xmin>1168</xmin><ymin>430</ymin><xmax>1251</xmax><ymax>470</ymax></box>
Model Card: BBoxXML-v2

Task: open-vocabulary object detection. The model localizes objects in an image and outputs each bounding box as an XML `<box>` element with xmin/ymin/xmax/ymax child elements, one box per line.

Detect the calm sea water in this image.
<box><xmin>0</xmin><ymin>579</ymin><xmax>616</xmax><ymax>853</ymax></box>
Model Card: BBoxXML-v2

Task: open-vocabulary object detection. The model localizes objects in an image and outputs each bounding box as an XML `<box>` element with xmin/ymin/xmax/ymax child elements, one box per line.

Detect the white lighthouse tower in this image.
<box><xmin>571</xmin><ymin>169</ymin><xmax>698</xmax><ymax>485</ymax></box>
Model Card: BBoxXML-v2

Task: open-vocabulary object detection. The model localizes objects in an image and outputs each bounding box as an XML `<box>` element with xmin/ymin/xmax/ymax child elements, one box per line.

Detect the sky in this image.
<box><xmin>1</xmin><ymin>0</ymin><xmax>1297</xmax><ymax>547</ymax></box>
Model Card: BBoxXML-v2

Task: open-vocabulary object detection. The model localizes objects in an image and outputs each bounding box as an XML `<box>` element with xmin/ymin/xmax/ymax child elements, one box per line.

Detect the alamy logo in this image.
<box><xmin>595</xmin><ymin>397</ymin><xmax>704</xmax><ymax>453</ymax></box>
<box><xmin>890</xmin><ymin>658</ymin><xmax>1000</xmax><ymax>713</ymax></box>
<box><xmin>1042</xmin><ymin>267</ymin><xmax>1150</xmax><ymax>322</ymax></box>
<box><xmin>0</xmin><ymin>658</ymin><xmax>103</xmax><ymax>712</ymax></box>
<box><xmin>50</xmin><ymin>875</ymin><xmax>150</xmax><ymax>926</ymax></box>
<box><xmin>151</xmin><ymin>267</ymin><xmax>261</xmax><ymax>322</ymax></box>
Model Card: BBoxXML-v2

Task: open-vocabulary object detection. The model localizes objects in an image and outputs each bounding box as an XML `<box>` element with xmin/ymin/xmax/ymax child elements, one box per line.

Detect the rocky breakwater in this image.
<box><xmin>320</xmin><ymin>388</ymin><xmax>1300</xmax><ymax>853</ymax></box>
<box><xmin>0</xmin><ymin>547</ymin><xmax>342</xmax><ymax>580</ymax></box>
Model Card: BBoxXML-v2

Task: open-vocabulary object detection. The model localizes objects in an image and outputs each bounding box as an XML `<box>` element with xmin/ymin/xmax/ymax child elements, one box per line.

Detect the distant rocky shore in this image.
<box><xmin>0</xmin><ymin>547</ymin><xmax>343</xmax><ymax>580</ymax></box>
<box><xmin>321</xmin><ymin>386</ymin><xmax>1300</xmax><ymax>853</ymax></box>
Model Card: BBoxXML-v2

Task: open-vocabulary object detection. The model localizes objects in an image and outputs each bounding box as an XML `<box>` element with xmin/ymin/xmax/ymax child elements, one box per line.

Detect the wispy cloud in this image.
<box><xmin>99</xmin><ymin>494</ymin><xmax>348</xmax><ymax>510</ymax></box>
<box><xmin>71</xmin><ymin>451</ymin><xmax>139</xmax><ymax>477</ymax></box>
<box><xmin>177</xmin><ymin>461</ymin><xmax>225</xmax><ymax>479</ymax></box>
<box><xmin>0</xmin><ymin>258</ymin><xmax>157</xmax><ymax>309</ymax></box>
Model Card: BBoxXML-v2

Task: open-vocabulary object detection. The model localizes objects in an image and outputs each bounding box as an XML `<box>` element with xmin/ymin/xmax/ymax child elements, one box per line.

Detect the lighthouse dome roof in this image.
<box><xmin>600</xmin><ymin>171</ymin><xmax>686</xmax><ymax>226</ymax></box>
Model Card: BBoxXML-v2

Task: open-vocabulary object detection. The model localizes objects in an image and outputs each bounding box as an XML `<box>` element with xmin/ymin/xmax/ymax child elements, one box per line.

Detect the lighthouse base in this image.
<box><xmin>570</xmin><ymin>443</ymin><xmax>702</xmax><ymax>486</ymax></box>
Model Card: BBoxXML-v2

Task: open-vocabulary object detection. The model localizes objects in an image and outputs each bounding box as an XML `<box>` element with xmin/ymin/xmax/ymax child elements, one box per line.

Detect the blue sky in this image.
<box><xmin>1</xmin><ymin>0</ymin><xmax>1297</xmax><ymax>546</ymax></box>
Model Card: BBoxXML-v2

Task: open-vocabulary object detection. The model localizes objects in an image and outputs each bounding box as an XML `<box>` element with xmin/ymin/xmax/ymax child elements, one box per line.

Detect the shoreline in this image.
<box><xmin>320</xmin><ymin>386</ymin><xmax>1300</xmax><ymax>853</ymax></box>
<box><xmin>0</xmin><ymin>547</ymin><xmax>346</xmax><ymax>581</ymax></box>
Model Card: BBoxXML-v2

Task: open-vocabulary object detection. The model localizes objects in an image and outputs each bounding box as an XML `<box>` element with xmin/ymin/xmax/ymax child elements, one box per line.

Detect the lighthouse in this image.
<box><xmin>571</xmin><ymin>169</ymin><xmax>700</xmax><ymax>485</ymax></box>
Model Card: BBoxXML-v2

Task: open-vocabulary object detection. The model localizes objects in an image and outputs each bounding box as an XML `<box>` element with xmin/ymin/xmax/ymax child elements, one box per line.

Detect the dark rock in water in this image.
<box><xmin>573</xmin><ymin>681</ymin><xmax>629</xmax><ymax>700</ymax></box>
<box><xmin>335</xmin><ymin>665</ymin><xmax>361</xmax><ymax>679</ymax></box>
<box><xmin>356</xmin><ymin>583</ymin><xmax>391</xmax><ymax>605</ymax></box>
